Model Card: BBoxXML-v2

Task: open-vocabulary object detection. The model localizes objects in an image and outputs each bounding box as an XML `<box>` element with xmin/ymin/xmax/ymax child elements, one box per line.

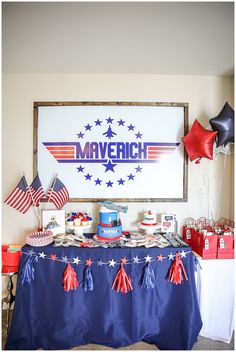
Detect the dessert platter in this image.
<box><xmin>65</xmin><ymin>212</ymin><xmax>92</xmax><ymax>235</ymax></box>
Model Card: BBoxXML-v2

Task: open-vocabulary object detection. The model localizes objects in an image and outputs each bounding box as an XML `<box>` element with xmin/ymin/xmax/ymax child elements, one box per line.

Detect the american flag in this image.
<box><xmin>4</xmin><ymin>176</ymin><xmax>33</xmax><ymax>214</ymax></box>
<box><xmin>46</xmin><ymin>177</ymin><xmax>69</xmax><ymax>209</ymax></box>
<box><xmin>29</xmin><ymin>175</ymin><xmax>45</xmax><ymax>206</ymax></box>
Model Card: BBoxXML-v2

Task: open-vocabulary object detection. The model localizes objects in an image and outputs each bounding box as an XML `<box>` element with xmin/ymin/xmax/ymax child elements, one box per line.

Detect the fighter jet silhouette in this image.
<box><xmin>103</xmin><ymin>125</ymin><xmax>117</xmax><ymax>139</ymax></box>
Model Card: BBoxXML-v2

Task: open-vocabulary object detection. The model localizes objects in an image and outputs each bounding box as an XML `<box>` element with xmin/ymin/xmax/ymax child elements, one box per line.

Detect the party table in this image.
<box><xmin>5</xmin><ymin>243</ymin><xmax>202</xmax><ymax>350</ymax></box>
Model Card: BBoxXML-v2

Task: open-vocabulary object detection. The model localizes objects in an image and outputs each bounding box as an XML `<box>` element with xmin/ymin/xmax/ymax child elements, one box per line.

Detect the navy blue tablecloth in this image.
<box><xmin>5</xmin><ymin>243</ymin><xmax>202</xmax><ymax>350</ymax></box>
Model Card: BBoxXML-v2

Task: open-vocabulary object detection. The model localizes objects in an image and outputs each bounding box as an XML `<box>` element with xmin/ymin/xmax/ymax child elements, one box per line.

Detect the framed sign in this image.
<box><xmin>34</xmin><ymin>102</ymin><xmax>188</xmax><ymax>202</ymax></box>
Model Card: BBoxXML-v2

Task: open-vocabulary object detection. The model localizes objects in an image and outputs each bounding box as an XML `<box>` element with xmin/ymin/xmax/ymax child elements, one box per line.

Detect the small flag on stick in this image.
<box><xmin>4</xmin><ymin>176</ymin><xmax>33</xmax><ymax>214</ymax></box>
<box><xmin>29</xmin><ymin>175</ymin><xmax>45</xmax><ymax>207</ymax></box>
<box><xmin>46</xmin><ymin>177</ymin><xmax>69</xmax><ymax>209</ymax></box>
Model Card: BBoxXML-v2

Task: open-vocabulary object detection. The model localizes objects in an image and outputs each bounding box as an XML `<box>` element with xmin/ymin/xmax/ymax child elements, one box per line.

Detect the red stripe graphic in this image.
<box><xmin>147</xmin><ymin>146</ymin><xmax>177</xmax><ymax>160</ymax></box>
<box><xmin>46</xmin><ymin>145</ymin><xmax>76</xmax><ymax>160</ymax></box>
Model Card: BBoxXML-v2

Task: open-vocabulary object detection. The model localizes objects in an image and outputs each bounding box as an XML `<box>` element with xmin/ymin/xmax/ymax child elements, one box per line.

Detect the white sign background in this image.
<box><xmin>36</xmin><ymin>104</ymin><xmax>187</xmax><ymax>201</ymax></box>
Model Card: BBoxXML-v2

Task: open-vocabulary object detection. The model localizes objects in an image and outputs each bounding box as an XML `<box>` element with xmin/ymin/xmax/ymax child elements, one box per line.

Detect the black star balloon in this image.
<box><xmin>210</xmin><ymin>102</ymin><xmax>234</xmax><ymax>147</ymax></box>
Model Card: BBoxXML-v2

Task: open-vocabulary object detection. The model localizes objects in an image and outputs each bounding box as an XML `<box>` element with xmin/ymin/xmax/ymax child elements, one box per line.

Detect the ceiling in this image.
<box><xmin>2</xmin><ymin>2</ymin><xmax>234</xmax><ymax>75</ymax></box>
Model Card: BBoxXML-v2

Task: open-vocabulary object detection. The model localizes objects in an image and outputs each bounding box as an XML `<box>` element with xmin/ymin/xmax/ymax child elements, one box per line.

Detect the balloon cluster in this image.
<box><xmin>183</xmin><ymin>102</ymin><xmax>234</xmax><ymax>164</ymax></box>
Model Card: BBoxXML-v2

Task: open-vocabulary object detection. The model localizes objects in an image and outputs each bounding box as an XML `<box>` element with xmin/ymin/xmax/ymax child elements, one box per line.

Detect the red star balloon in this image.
<box><xmin>182</xmin><ymin>119</ymin><xmax>218</xmax><ymax>164</ymax></box>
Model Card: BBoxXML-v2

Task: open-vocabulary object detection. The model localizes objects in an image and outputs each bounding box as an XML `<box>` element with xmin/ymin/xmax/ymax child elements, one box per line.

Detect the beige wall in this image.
<box><xmin>2</xmin><ymin>73</ymin><xmax>234</xmax><ymax>245</ymax></box>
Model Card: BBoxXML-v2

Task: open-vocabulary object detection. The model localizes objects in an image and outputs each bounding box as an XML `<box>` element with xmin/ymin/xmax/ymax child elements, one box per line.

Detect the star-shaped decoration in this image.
<box><xmin>144</xmin><ymin>255</ymin><xmax>152</xmax><ymax>263</ymax></box>
<box><xmin>77</xmin><ymin>165</ymin><xmax>84</xmax><ymax>173</ymax></box>
<box><xmin>210</xmin><ymin>102</ymin><xmax>234</xmax><ymax>147</ymax></box>
<box><xmin>85</xmin><ymin>173</ymin><xmax>92</xmax><ymax>180</ymax></box>
<box><xmin>97</xmin><ymin>259</ymin><xmax>105</xmax><ymax>266</ymax></box>
<box><xmin>118</xmin><ymin>119</ymin><xmax>125</xmax><ymax>126</ymax></box>
<box><xmin>85</xmin><ymin>258</ymin><xmax>93</xmax><ymax>267</ymax></box>
<box><xmin>106</xmin><ymin>180</ymin><xmax>113</xmax><ymax>187</ymax></box>
<box><xmin>39</xmin><ymin>252</ymin><xmax>46</xmax><ymax>259</ymax></box>
<box><xmin>135</xmin><ymin>165</ymin><xmax>143</xmax><ymax>173</ymax></box>
<box><xmin>168</xmin><ymin>253</ymin><xmax>175</xmax><ymax>261</ymax></box>
<box><xmin>94</xmin><ymin>119</ymin><xmax>102</xmax><ymax>126</ymax></box>
<box><xmin>180</xmin><ymin>250</ymin><xmax>187</xmax><ymax>258</ymax></box>
<box><xmin>106</xmin><ymin>117</ymin><xmax>113</xmax><ymax>124</ymax></box>
<box><xmin>108</xmin><ymin>259</ymin><xmax>116</xmax><ymax>267</ymax></box>
<box><xmin>133</xmin><ymin>256</ymin><xmax>140</xmax><ymax>264</ymax></box>
<box><xmin>121</xmin><ymin>257</ymin><xmax>128</xmax><ymax>265</ymax></box>
<box><xmin>135</xmin><ymin>132</ymin><xmax>143</xmax><ymax>139</ymax></box>
<box><xmin>73</xmin><ymin>257</ymin><xmax>81</xmax><ymax>265</ymax></box>
<box><xmin>128</xmin><ymin>124</ymin><xmax>135</xmax><ymax>131</ymax></box>
<box><xmin>127</xmin><ymin>173</ymin><xmax>135</xmax><ymax>180</ymax></box>
<box><xmin>157</xmin><ymin>254</ymin><xmax>163</xmax><ymax>262</ymax></box>
<box><xmin>94</xmin><ymin>178</ymin><xmax>102</xmax><ymax>185</ymax></box>
<box><xmin>102</xmin><ymin>159</ymin><xmax>117</xmax><ymax>172</ymax></box>
<box><xmin>77</xmin><ymin>132</ymin><xmax>84</xmax><ymax>139</ymax></box>
<box><xmin>61</xmin><ymin>256</ymin><xmax>68</xmax><ymax>263</ymax></box>
<box><xmin>84</xmin><ymin>123</ymin><xmax>92</xmax><ymax>131</ymax></box>
<box><xmin>50</xmin><ymin>254</ymin><xmax>58</xmax><ymax>261</ymax></box>
<box><xmin>182</xmin><ymin>119</ymin><xmax>217</xmax><ymax>163</ymax></box>
<box><xmin>117</xmin><ymin>178</ymin><xmax>125</xmax><ymax>185</ymax></box>
<box><xmin>27</xmin><ymin>249</ymin><xmax>35</xmax><ymax>256</ymax></box>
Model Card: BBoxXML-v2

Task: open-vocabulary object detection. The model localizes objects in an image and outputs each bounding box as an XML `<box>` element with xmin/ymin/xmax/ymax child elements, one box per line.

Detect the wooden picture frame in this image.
<box><xmin>34</xmin><ymin>102</ymin><xmax>188</xmax><ymax>202</ymax></box>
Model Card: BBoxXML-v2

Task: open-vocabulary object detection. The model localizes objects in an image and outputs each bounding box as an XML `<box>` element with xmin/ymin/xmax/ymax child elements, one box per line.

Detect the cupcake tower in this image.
<box><xmin>66</xmin><ymin>212</ymin><xmax>92</xmax><ymax>235</ymax></box>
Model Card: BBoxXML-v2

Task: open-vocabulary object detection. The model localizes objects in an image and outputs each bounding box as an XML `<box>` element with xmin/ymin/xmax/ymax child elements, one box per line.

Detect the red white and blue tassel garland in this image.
<box><xmin>141</xmin><ymin>262</ymin><xmax>155</xmax><ymax>289</ymax></box>
<box><xmin>112</xmin><ymin>261</ymin><xmax>133</xmax><ymax>294</ymax></box>
<box><xmin>168</xmin><ymin>252</ymin><xmax>188</xmax><ymax>285</ymax></box>
<box><xmin>63</xmin><ymin>263</ymin><xmax>79</xmax><ymax>292</ymax></box>
<box><xmin>21</xmin><ymin>255</ymin><xmax>38</xmax><ymax>284</ymax></box>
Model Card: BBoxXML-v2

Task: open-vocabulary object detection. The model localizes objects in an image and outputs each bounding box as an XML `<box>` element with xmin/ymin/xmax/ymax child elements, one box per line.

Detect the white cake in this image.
<box><xmin>141</xmin><ymin>211</ymin><xmax>157</xmax><ymax>226</ymax></box>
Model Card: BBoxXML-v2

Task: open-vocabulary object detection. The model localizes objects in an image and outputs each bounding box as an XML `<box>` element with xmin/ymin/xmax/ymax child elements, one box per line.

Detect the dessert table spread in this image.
<box><xmin>5</xmin><ymin>242</ymin><xmax>202</xmax><ymax>350</ymax></box>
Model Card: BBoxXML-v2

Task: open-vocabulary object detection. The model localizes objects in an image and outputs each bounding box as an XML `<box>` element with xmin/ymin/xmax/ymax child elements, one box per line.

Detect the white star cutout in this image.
<box><xmin>144</xmin><ymin>255</ymin><xmax>152</xmax><ymax>263</ymax></box>
<box><xmin>39</xmin><ymin>252</ymin><xmax>46</xmax><ymax>259</ymax></box>
<box><xmin>133</xmin><ymin>256</ymin><xmax>140</xmax><ymax>264</ymax></box>
<box><xmin>73</xmin><ymin>257</ymin><xmax>81</xmax><ymax>265</ymax></box>
<box><xmin>168</xmin><ymin>253</ymin><xmax>175</xmax><ymax>260</ymax></box>
<box><xmin>108</xmin><ymin>259</ymin><xmax>116</xmax><ymax>267</ymax></box>
<box><xmin>180</xmin><ymin>250</ymin><xmax>186</xmax><ymax>258</ymax></box>
<box><xmin>28</xmin><ymin>249</ymin><xmax>35</xmax><ymax>256</ymax></box>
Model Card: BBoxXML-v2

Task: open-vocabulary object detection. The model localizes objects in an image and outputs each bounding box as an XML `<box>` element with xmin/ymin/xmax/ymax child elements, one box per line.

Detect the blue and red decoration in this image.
<box><xmin>20</xmin><ymin>249</ymin><xmax>190</xmax><ymax>293</ymax></box>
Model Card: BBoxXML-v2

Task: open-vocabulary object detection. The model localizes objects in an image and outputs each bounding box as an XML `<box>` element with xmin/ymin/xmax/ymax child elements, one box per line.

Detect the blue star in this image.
<box><xmin>102</xmin><ymin>159</ymin><xmax>117</xmax><ymax>172</ymax></box>
<box><xmin>135</xmin><ymin>132</ymin><xmax>143</xmax><ymax>139</ymax></box>
<box><xmin>106</xmin><ymin>180</ymin><xmax>113</xmax><ymax>187</ymax></box>
<box><xmin>128</xmin><ymin>124</ymin><xmax>135</xmax><ymax>131</ymax></box>
<box><xmin>106</xmin><ymin>117</ymin><xmax>113</xmax><ymax>124</ymax></box>
<box><xmin>94</xmin><ymin>119</ymin><xmax>102</xmax><ymax>126</ymax></box>
<box><xmin>118</xmin><ymin>178</ymin><xmax>125</xmax><ymax>185</ymax></box>
<box><xmin>84</xmin><ymin>123</ymin><xmax>92</xmax><ymax>131</ymax></box>
<box><xmin>61</xmin><ymin>256</ymin><xmax>68</xmax><ymax>263</ymax></box>
<box><xmin>118</xmin><ymin>119</ymin><xmax>125</xmax><ymax>126</ymax></box>
<box><xmin>135</xmin><ymin>165</ymin><xmax>143</xmax><ymax>173</ymax></box>
<box><xmin>77</xmin><ymin>132</ymin><xmax>84</xmax><ymax>139</ymax></box>
<box><xmin>127</xmin><ymin>173</ymin><xmax>135</xmax><ymax>180</ymax></box>
<box><xmin>94</xmin><ymin>178</ymin><xmax>102</xmax><ymax>185</ymax></box>
<box><xmin>77</xmin><ymin>165</ymin><xmax>84</xmax><ymax>173</ymax></box>
<box><xmin>28</xmin><ymin>249</ymin><xmax>35</xmax><ymax>256</ymax></box>
<box><xmin>85</xmin><ymin>173</ymin><xmax>92</xmax><ymax>180</ymax></box>
<box><xmin>97</xmin><ymin>259</ymin><xmax>105</xmax><ymax>266</ymax></box>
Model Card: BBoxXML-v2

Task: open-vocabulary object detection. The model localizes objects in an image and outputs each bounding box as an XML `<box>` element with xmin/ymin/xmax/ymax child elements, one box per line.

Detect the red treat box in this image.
<box><xmin>218</xmin><ymin>234</ymin><xmax>234</xmax><ymax>250</ymax></box>
<box><xmin>217</xmin><ymin>249</ymin><xmax>235</xmax><ymax>259</ymax></box>
<box><xmin>195</xmin><ymin>232</ymin><xmax>218</xmax><ymax>259</ymax></box>
<box><xmin>182</xmin><ymin>226</ymin><xmax>194</xmax><ymax>247</ymax></box>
